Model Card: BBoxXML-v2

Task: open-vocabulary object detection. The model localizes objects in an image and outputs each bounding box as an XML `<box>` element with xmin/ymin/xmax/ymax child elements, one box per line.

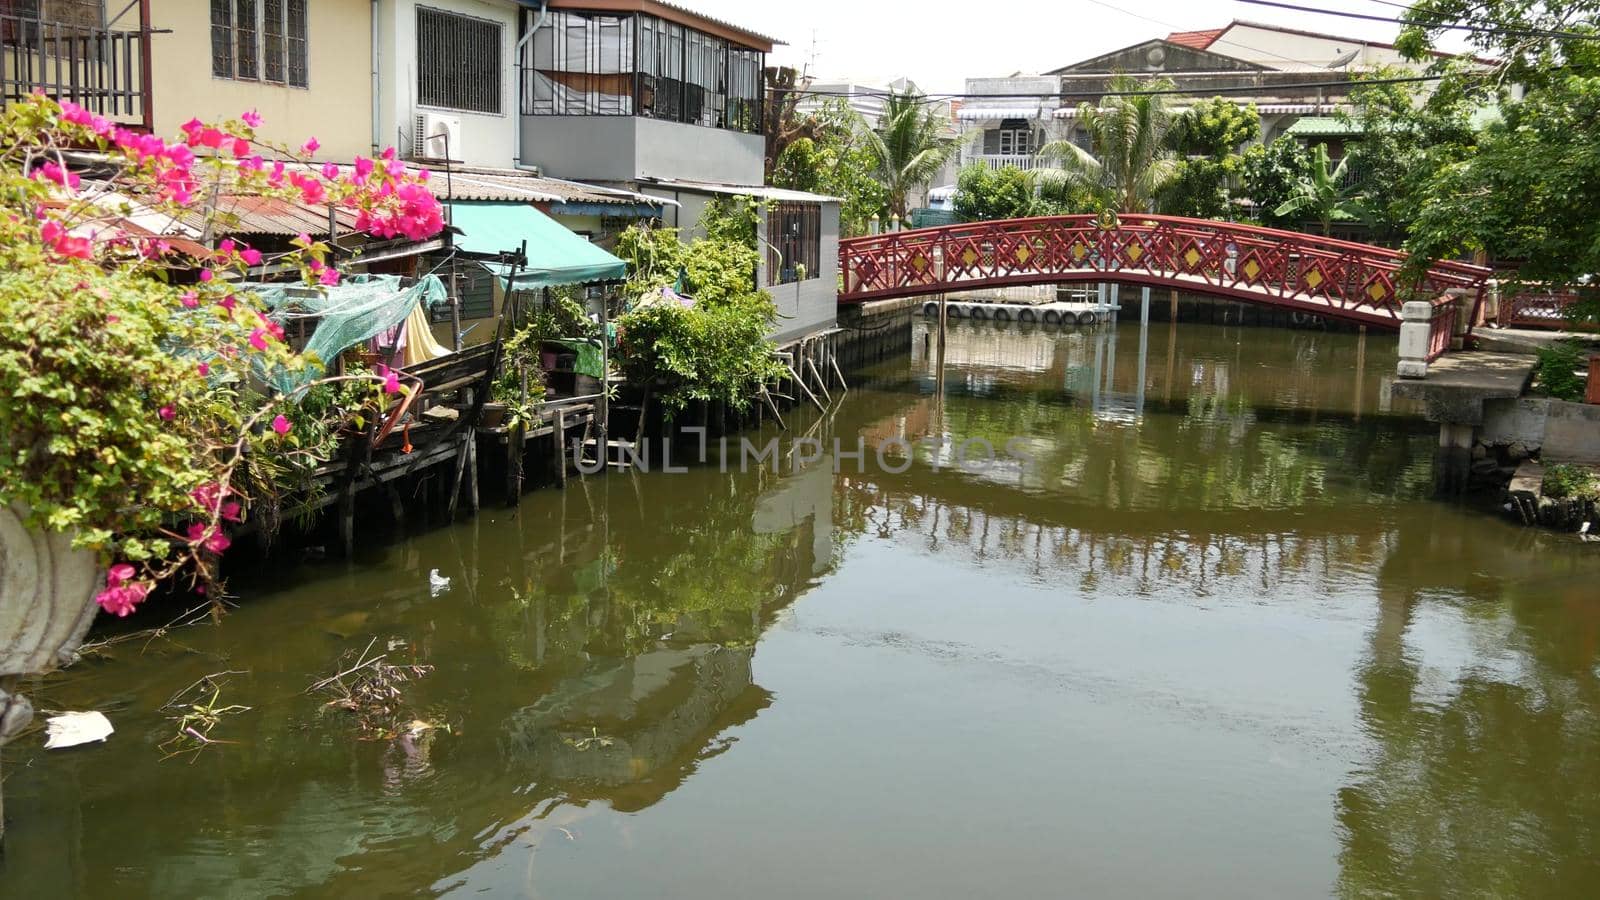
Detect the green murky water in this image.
<box><xmin>4</xmin><ymin>319</ymin><xmax>1599</xmax><ymax>898</ymax></box>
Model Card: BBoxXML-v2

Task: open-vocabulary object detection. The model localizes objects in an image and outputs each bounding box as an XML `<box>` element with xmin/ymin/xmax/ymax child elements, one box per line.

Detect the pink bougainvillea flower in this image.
<box><xmin>231</xmin><ymin>138</ymin><xmax>250</xmax><ymax>158</ymax></box>
<box><xmin>220</xmin><ymin>501</ymin><xmax>243</xmax><ymax>523</ymax></box>
<box><xmin>318</xmin><ymin>266</ymin><xmax>340</xmax><ymax>286</ymax></box>
<box><xmin>186</xmin><ymin>522</ymin><xmax>231</xmax><ymax>554</ymax></box>
<box><xmin>198</xmin><ymin>268</ymin><xmax>213</xmax><ymax>282</ymax></box>
<box><xmin>302</xmin><ymin>136</ymin><xmax>320</xmax><ymax>154</ymax></box>
<box><xmin>190</xmin><ymin>482</ymin><xmax>223</xmax><ymax>513</ymax></box>
<box><xmin>218</xmin><ymin>238</ymin><xmax>235</xmax><ymax>255</ymax></box>
<box><xmin>353</xmin><ymin>156</ymin><xmax>374</xmax><ymax>180</ymax></box>
<box><xmin>320</xmin><ymin>162</ymin><xmax>340</xmax><ymax>180</ymax></box>
<box><xmin>241</xmin><ymin>109</ymin><xmax>262</xmax><ymax>128</ymax></box>
<box><xmin>271</xmin><ymin>414</ymin><xmax>292</xmax><ymax>435</ymax></box>
<box><xmin>377</xmin><ymin>364</ymin><xmax>401</xmax><ymax>394</ymax></box>
<box><xmin>248</xmin><ymin>328</ymin><xmax>269</xmax><ymax>351</ymax></box>
<box><xmin>180</xmin><ymin>290</ymin><xmax>199</xmax><ymax>308</ymax></box>
<box><xmin>158</xmin><ymin>404</ymin><xmax>175</xmax><ymax>421</ymax></box>
<box><xmin>218</xmin><ymin>294</ymin><xmax>237</xmax><ymax>316</ymax></box>
<box><xmin>106</xmin><ymin>563</ymin><xmax>135</xmax><ymax>588</ymax></box>
<box><xmin>240</xmin><ymin>247</ymin><xmax>262</xmax><ymax>266</ymax></box>
<box><xmin>96</xmin><ymin>581</ymin><xmax>151</xmax><ymax>617</ymax></box>
<box><xmin>196</xmin><ymin>362</ymin><xmax>210</xmax><ymax>376</ymax></box>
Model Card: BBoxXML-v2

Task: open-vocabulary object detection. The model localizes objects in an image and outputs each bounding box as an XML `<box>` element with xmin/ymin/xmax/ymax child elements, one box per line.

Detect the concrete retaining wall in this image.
<box><xmin>1481</xmin><ymin>397</ymin><xmax>1600</xmax><ymax>464</ymax></box>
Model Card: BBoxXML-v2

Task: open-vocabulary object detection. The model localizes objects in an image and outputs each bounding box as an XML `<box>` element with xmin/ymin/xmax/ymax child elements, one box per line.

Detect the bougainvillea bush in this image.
<box><xmin>0</xmin><ymin>95</ymin><xmax>444</xmax><ymax>619</ymax></box>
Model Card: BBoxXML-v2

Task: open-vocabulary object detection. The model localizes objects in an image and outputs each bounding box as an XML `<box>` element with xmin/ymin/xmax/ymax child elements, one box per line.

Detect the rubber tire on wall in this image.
<box><xmin>947</xmin><ymin>304</ymin><xmax>965</xmax><ymax>318</ymax></box>
<box><xmin>1077</xmin><ymin>311</ymin><xmax>1097</xmax><ymax>327</ymax></box>
<box><xmin>923</xmin><ymin>301</ymin><xmax>940</xmax><ymax>317</ymax></box>
<box><xmin>969</xmin><ymin>306</ymin><xmax>989</xmax><ymax>320</ymax></box>
<box><xmin>1018</xmin><ymin>307</ymin><xmax>1038</xmax><ymax>323</ymax></box>
<box><xmin>1042</xmin><ymin>309</ymin><xmax>1062</xmax><ymax>325</ymax></box>
<box><xmin>1059</xmin><ymin>310</ymin><xmax>1079</xmax><ymax>326</ymax></box>
<box><xmin>992</xmin><ymin>307</ymin><xmax>1012</xmax><ymax>322</ymax></box>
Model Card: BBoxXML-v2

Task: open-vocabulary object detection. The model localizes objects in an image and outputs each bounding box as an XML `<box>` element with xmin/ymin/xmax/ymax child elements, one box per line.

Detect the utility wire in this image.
<box><xmin>1083</xmin><ymin>0</ymin><xmax>1333</xmax><ymax>69</ymax></box>
<box><xmin>1236</xmin><ymin>0</ymin><xmax>1600</xmax><ymax>40</ymax></box>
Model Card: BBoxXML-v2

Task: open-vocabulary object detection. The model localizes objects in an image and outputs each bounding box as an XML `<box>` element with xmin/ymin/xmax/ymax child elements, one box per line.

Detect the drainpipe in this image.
<box><xmin>514</xmin><ymin>0</ymin><xmax>550</xmax><ymax>171</ymax></box>
<box><xmin>370</xmin><ymin>0</ymin><xmax>381</xmax><ymax>154</ymax></box>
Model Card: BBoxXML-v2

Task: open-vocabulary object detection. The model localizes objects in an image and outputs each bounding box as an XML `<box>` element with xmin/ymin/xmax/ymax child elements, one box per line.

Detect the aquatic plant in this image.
<box><xmin>1533</xmin><ymin>340</ymin><xmax>1589</xmax><ymax>402</ymax></box>
<box><xmin>0</xmin><ymin>95</ymin><xmax>446</xmax><ymax>619</ymax></box>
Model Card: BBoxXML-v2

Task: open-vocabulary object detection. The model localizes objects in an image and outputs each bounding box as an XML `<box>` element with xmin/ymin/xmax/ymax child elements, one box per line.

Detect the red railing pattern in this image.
<box><xmin>1427</xmin><ymin>299</ymin><xmax>1457</xmax><ymax>362</ymax></box>
<box><xmin>840</xmin><ymin>215</ymin><xmax>1491</xmax><ymax>331</ymax></box>
<box><xmin>1501</xmin><ymin>288</ymin><xmax>1594</xmax><ymax>331</ymax></box>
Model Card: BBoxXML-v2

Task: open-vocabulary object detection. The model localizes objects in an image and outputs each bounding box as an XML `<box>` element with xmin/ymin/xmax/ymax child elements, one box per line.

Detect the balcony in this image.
<box><xmin>2</xmin><ymin>3</ymin><xmax>151</xmax><ymax>129</ymax></box>
<box><xmin>963</xmin><ymin>153</ymin><xmax>1048</xmax><ymax>171</ymax></box>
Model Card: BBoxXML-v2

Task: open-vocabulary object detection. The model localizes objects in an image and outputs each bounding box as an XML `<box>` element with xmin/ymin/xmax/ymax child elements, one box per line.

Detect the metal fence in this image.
<box><xmin>2</xmin><ymin>3</ymin><xmax>150</xmax><ymax>128</ymax></box>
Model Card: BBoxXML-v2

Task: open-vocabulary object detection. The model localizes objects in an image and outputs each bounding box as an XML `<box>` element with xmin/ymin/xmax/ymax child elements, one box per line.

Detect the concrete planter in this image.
<box><xmin>0</xmin><ymin>503</ymin><xmax>102</xmax><ymax>841</ymax></box>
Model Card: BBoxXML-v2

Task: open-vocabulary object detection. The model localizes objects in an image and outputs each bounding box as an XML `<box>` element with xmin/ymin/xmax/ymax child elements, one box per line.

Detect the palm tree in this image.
<box><xmin>864</xmin><ymin>89</ymin><xmax>962</xmax><ymax>219</ymax></box>
<box><xmin>1034</xmin><ymin>75</ymin><xmax>1180</xmax><ymax>213</ymax></box>
<box><xmin>1274</xmin><ymin>143</ymin><xmax>1365</xmax><ymax>236</ymax></box>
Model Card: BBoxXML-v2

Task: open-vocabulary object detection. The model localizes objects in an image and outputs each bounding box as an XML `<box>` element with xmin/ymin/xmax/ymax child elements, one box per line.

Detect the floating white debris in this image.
<box><xmin>43</xmin><ymin>711</ymin><xmax>114</xmax><ymax>749</ymax></box>
<box><xmin>428</xmin><ymin>568</ymin><xmax>451</xmax><ymax>597</ymax></box>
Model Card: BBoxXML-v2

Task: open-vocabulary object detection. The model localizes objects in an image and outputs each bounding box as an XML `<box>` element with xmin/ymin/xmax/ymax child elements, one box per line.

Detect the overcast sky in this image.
<box><xmin>685</xmin><ymin>0</ymin><xmax>1433</xmax><ymax>93</ymax></box>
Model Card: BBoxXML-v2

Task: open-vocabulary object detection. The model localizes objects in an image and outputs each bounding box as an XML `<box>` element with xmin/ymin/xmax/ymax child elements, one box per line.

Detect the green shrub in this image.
<box><xmin>1533</xmin><ymin>340</ymin><xmax>1588</xmax><ymax>402</ymax></box>
<box><xmin>1542</xmin><ymin>463</ymin><xmax>1599</xmax><ymax>500</ymax></box>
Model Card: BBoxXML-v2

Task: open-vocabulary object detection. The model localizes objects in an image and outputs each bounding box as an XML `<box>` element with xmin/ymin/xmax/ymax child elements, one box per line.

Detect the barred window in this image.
<box><xmin>417</xmin><ymin>6</ymin><xmax>501</xmax><ymax>114</ymax></box>
<box><xmin>767</xmin><ymin>202</ymin><xmax>820</xmax><ymax>286</ymax></box>
<box><xmin>210</xmin><ymin>0</ymin><xmax>306</xmax><ymax>86</ymax></box>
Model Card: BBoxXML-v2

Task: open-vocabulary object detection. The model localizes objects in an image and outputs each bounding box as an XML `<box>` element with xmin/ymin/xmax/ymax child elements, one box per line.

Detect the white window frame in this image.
<box><xmin>210</xmin><ymin>0</ymin><xmax>308</xmax><ymax>88</ymax></box>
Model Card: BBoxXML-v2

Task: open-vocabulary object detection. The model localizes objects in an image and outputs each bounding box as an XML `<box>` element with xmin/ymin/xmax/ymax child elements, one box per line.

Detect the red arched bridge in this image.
<box><xmin>839</xmin><ymin>215</ymin><xmax>1490</xmax><ymax>333</ymax></box>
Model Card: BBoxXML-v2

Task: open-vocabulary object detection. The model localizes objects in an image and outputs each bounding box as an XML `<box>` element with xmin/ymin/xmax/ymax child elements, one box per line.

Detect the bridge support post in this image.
<box><xmin>1397</xmin><ymin>301</ymin><xmax>1435</xmax><ymax>380</ymax></box>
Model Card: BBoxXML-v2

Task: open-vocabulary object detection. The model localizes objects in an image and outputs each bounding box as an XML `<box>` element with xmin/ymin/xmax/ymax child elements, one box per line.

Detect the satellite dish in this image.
<box><xmin>1327</xmin><ymin>49</ymin><xmax>1360</xmax><ymax>69</ymax></box>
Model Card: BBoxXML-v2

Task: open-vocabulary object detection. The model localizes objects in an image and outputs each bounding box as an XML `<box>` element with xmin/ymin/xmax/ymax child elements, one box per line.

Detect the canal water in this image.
<box><xmin>4</xmin><ymin>319</ymin><xmax>1600</xmax><ymax>898</ymax></box>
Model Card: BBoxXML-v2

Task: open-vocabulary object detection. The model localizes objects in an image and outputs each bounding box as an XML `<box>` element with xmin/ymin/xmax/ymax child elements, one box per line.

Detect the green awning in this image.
<box><xmin>449</xmin><ymin>201</ymin><xmax>626</xmax><ymax>289</ymax></box>
<box><xmin>1284</xmin><ymin>116</ymin><xmax>1363</xmax><ymax>138</ymax></box>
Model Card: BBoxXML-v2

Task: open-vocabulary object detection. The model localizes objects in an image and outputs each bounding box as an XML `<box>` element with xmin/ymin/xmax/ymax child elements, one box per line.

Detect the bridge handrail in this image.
<box><xmin>840</xmin><ymin>214</ymin><xmax>1490</xmax><ymax>280</ymax></box>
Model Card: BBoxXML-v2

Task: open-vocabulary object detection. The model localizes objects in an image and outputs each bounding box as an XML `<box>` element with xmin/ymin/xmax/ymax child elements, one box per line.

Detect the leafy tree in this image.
<box><xmin>1170</xmin><ymin>97</ymin><xmax>1261</xmax><ymax>158</ymax></box>
<box><xmin>1158</xmin><ymin>98</ymin><xmax>1260</xmax><ymax>218</ymax></box>
<box><xmin>771</xmin><ymin>99</ymin><xmax>889</xmax><ymax>236</ymax></box>
<box><xmin>952</xmin><ymin>163</ymin><xmax>1035</xmax><ymax>221</ymax></box>
<box><xmin>1395</xmin><ymin>0</ymin><xmax>1600</xmax><ymax>317</ymax></box>
<box><xmin>1035</xmin><ymin>75</ymin><xmax>1180</xmax><ymax>213</ymax></box>
<box><xmin>1240</xmin><ymin>137</ymin><xmax>1312</xmax><ymax>228</ymax></box>
<box><xmin>762</xmin><ymin>66</ymin><xmax>818</xmax><ymax>179</ymax></box>
<box><xmin>613</xmin><ymin>203</ymin><xmax>786</xmax><ymax>418</ymax></box>
<box><xmin>864</xmin><ymin>88</ymin><xmax>963</xmax><ymax>219</ymax></box>
<box><xmin>1275</xmin><ymin>143</ymin><xmax>1365</xmax><ymax>236</ymax></box>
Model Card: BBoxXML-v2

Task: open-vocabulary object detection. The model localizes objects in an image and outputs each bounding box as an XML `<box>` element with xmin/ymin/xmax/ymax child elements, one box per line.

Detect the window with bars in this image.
<box><xmin>417</xmin><ymin>6</ymin><xmax>501</xmax><ymax>114</ymax></box>
<box><xmin>210</xmin><ymin>0</ymin><xmax>306</xmax><ymax>86</ymax></box>
<box><xmin>767</xmin><ymin>202</ymin><xmax>820</xmax><ymax>286</ymax></box>
<box><xmin>522</xmin><ymin>11</ymin><xmax>762</xmax><ymax>135</ymax></box>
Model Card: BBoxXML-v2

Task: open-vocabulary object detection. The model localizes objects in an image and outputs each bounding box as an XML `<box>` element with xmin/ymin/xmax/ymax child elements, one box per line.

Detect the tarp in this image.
<box><xmin>450</xmin><ymin>201</ymin><xmax>627</xmax><ymax>289</ymax></box>
<box><xmin>245</xmin><ymin>274</ymin><xmax>449</xmax><ymax>391</ymax></box>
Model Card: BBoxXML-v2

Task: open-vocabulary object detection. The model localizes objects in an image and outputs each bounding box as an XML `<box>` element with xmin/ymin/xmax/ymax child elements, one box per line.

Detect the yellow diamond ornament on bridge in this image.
<box><xmin>1366</xmin><ymin>281</ymin><xmax>1388</xmax><ymax>301</ymax></box>
<box><xmin>1183</xmin><ymin>247</ymin><xmax>1201</xmax><ymax>268</ymax></box>
<box><xmin>1242</xmin><ymin>259</ymin><xmax>1261</xmax><ymax>280</ymax></box>
<box><xmin>912</xmin><ymin>255</ymin><xmax>929</xmax><ymax>273</ymax></box>
<box><xmin>1126</xmin><ymin>243</ymin><xmax>1143</xmax><ymax>263</ymax></box>
<box><xmin>1072</xmin><ymin>243</ymin><xmax>1087</xmax><ymax>261</ymax></box>
<box><xmin>962</xmin><ymin>247</ymin><xmax>979</xmax><ymax>267</ymax></box>
<box><xmin>1015</xmin><ymin>245</ymin><xmax>1033</xmax><ymax>266</ymax></box>
<box><xmin>1305</xmin><ymin>268</ymin><xmax>1324</xmax><ymax>290</ymax></box>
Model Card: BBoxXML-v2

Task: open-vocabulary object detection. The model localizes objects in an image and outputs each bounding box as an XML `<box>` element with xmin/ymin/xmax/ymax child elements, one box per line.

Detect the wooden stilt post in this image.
<box><xmin>465</xmin><ymin>434</ymin><xmax>479</xmax><ymax>515</ymax></box>
<box><xmin>806</xmin><ymin>356</ymin><xmax>832</xmax><ymax>406</ymax></box>
<box><xmin>555</xmin><ymin>407</ymin><xmax>568</xmax><ymax>486</ymax></box>
<box><xmin>788</xmin><ymin>364</ymin><xmax>826</xmax><ymax>413</ymax></box>
<box><xmin>446</xmin><ymin>432</ymin><xmax>471</xmax><ymax>520</ymax></box>
<box><xmin>507</xmin><ymin>423</ymin><xmax>525</xmax><ymax>505</ymax></box>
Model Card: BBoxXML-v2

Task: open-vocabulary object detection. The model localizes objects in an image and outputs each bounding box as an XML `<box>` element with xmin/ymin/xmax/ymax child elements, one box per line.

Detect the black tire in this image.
<box><xmin>1042</xmin><ymin>309</ymin><xmax>1063</xmax><ymax>325</ymax></box>
<box><xmin>947</xmin><ymin>304</ymin><xmax>966</xmax><ymax>318</ymax></box>
<box><xmin>969</xmin><ymin>305</ymin><xmax>989</xmax><ymax>320</ymax></box>
<box><xmin>1017</xmin><ymin>307</ymin><xmax>1039</xmax><ymax>323</ymax></box>
<box><xmin>923</xmin><ymin>301</ymin><xmax>940</xmax><ymax>317</ymax></box>
<box><xmin>1059</xmin><ymin>310</ymin><xmax>1079</xmax><ymax>326</ymax></box>
<box><xmin>992</xmin><ymin>307</ymin><xmax>1012</xmax><ymax>322</ymax></box>
<box><xmin>1077</xmin><ymin>311</ymin><xmax>1097</xmax><ymax>327</ymax></box>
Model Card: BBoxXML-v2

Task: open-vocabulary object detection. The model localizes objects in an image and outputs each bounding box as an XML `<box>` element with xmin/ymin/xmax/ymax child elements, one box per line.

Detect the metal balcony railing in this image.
<box><xmin>2</xmin><ymin>1</ymin><xmax>152</xmax><ymax>129</ymax></box>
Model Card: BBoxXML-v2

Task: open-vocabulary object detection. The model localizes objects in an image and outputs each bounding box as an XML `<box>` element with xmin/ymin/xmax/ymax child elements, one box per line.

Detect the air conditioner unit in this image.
<box><xmin>413</xmin><ymin>113</ymin><xmax>463</xmax><ymax>161</ymax></box>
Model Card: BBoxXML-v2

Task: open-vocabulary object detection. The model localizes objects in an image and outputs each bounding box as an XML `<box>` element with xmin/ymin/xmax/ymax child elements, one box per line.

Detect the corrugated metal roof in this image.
<box><xmin>640</xmin><ymin>179</ymin><xmax>841</xmax><ymax>204</ymax></box>
<box><xmin>415</xmin><ymin>165</ymin><xmax>670</xmax><ymax>208</ymax></box>
<box><xmin>1284</xmin><ymin>116</ymin><xmax>1362</xmax><ymax>137</ymax></box>
<box><xmin>958</xmin><ymin>106</ymin><xmax>1050</xmax><ymax>121</ymax></box>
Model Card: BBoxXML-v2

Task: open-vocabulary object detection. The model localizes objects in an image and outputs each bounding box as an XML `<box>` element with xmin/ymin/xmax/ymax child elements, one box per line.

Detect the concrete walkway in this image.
<box><xmin>1391</xmin><ymin>352</ymin><xmax>1536</xmax><ymax>425</ymax></box>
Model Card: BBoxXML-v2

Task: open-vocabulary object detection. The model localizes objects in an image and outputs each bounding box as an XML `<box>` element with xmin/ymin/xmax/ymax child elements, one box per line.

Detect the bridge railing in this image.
<box><xmin>840</xmin><ymin>215</ymin><xmax>1490</xmax><ymax>329</ymax></box>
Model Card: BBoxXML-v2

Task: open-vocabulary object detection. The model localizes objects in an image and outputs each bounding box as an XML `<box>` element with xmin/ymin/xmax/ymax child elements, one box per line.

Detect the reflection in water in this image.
<box><xmin>3</xmin><ymin>319</ymin><xmax>1598</xmax><ymax>898</ymax></box>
